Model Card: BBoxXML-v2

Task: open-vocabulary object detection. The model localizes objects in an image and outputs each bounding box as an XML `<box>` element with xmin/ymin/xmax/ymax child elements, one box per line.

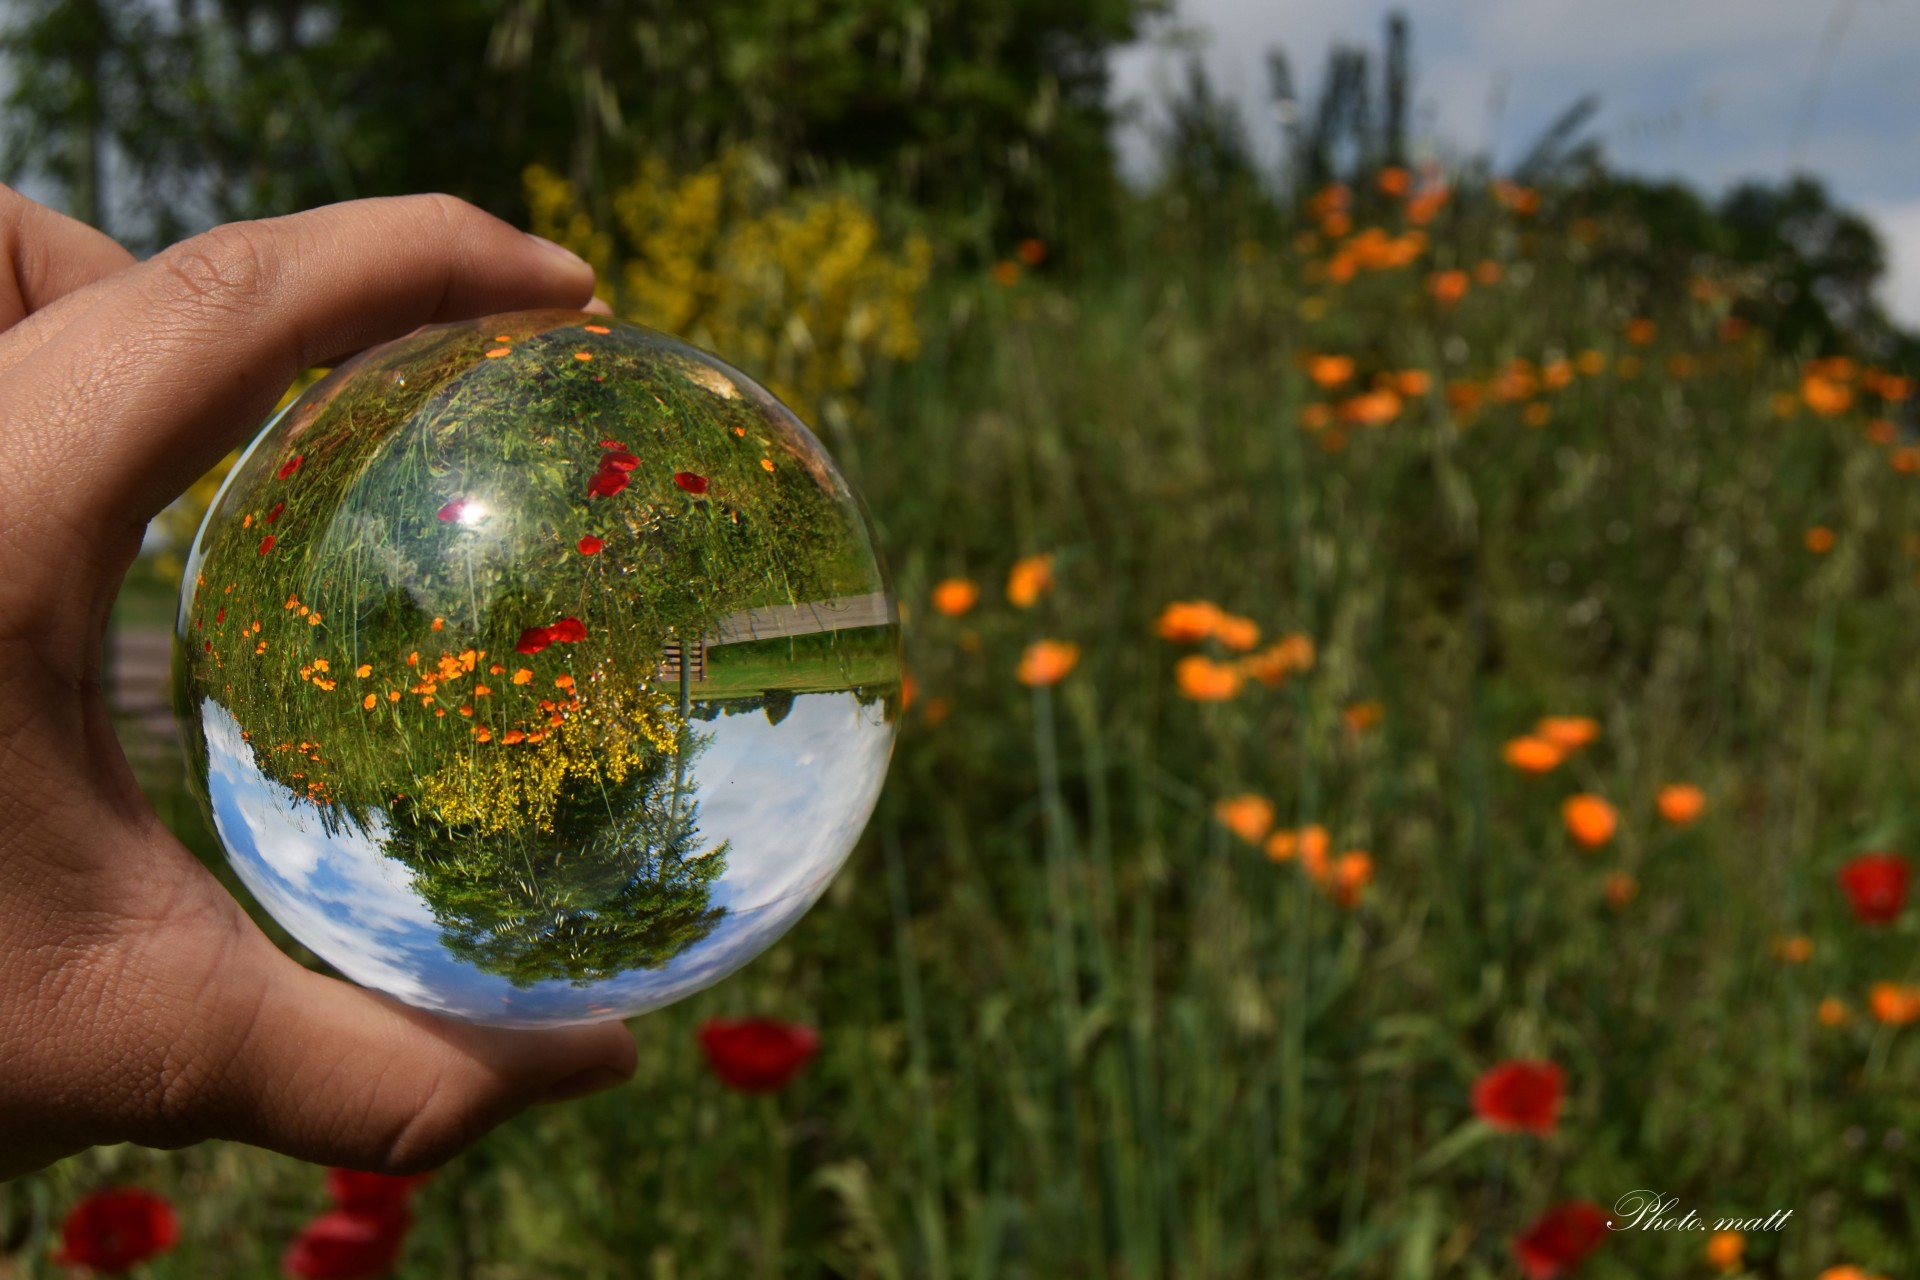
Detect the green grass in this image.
<box><xmin>14</xmin><ymin>192</ymin><xmax>1920</xmax><ymax>1279</ymax></box>
<box><xmin>694</xmin><ymin>626</ymin><xmax>901</xmax><ymax>698</ymax></box>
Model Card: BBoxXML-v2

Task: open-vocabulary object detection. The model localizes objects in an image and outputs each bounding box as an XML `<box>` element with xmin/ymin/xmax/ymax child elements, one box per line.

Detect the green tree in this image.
<box><xmin>383</xmin><ymin>729</ymin><xmax>730</xmax><ymax>988</ymax></box>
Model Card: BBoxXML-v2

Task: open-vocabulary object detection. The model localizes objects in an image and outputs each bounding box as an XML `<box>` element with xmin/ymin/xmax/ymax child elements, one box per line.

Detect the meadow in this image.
<box><xmin>10</xmin><ymin>171</ymin><xmax>1920</xmax><ymax>1279</ymax></box>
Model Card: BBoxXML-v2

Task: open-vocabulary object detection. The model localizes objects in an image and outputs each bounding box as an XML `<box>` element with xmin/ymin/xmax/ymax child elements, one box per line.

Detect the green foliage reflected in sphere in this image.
<box><xmin>174</xmin><ymin>312</ymin><xmax>899</xmax><ymax>1026</ymax></box>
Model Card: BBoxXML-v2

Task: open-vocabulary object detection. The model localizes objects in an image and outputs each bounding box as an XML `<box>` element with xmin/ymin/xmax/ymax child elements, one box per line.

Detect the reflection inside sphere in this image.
<box><xmin>174</xmin><ymin>312</ymin><xmax>899</xmax><ymax>1026</ymax></box>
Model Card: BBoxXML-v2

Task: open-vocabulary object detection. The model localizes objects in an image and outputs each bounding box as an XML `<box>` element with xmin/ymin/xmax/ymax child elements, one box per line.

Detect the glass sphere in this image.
<box><xmin>174</xmin><ymin>312</ymin><xmax>899</xmax><ymax>1026</ymax></box>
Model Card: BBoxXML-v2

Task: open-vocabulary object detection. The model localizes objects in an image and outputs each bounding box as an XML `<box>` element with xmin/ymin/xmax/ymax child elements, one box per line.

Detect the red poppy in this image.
<box><xmin>267</xmin><ymin>501</ymin><xmax>286</xmax><ymax>523</ymax></box>
<box><xmin>586</xmin><ymin>469</ymin><xmax>628</xmax><ymax>499</ymax></box>
<box><xmin>216</xmin><ymin>606</ymin><xmax>226</xmax><ymax>624</ymax></box>
<box><xmin>577</xmin><ymin>536</ymin><xmax>605</xmax><ymax>555</ymax></box>
<box><xmin>1512</xmin><ymin>1201</ymin><xmax>1609</xmax><ymax>1279</ymax></box>
<box><xmin>277</xmin><ymin>454</ymin><xmax>304</xmax><ymax>480</ymax></box>
<box><xmin>282</xmin><ymin>1207</ymin><xmax>410</xmax><ymax>1280</ymax></box>
<box><xmin>697</xmin><ymin>1017</ymin><xmax>819</xmax><ymax>1092</ymax></box>
<box><xmin>599</xmin><ymin>451</ymin><xmax>640</xmax><ymax>472</ymax></box>
<box><xmin>259</xmin><ymin>534</ymin><xmax>276</xmax><ymax>555</ymax></box>
<box><xmin>515</xmin><ymin>627</ymin><xmax>552</xmax><ymax>655</ymax></box>
<box><xmin>598</xmin><ymin>438</ymin><xmax>626</xmax><ymax>450</ymax></box>
<box><xmin>1839</xmin><ymin>853</ymin><xmax>1911</xmax><ymax>925</ymax></box>
<box><xmin>1472</xmin><ymin>1060</ymin><xmax>1565</xmax><ymax>1135</ymax></box>
<box><xmin>50</xmin><ymin>1188</ymin><xmax>180</xmax><ymax>1273</ymax></box>
<box><xmin>547</xmin><ymin>616</ymin><xmax>587</xmax><ymax>643</ymax></box>
<box><xmin>435</xmin><ymin>498</ymin><xmax>469</xmax><ymax>523</ymax></box>
<box><xmin>674</xmin><ymin>471</ymin><xmax>710</xmax><ymax>495</ymax></box>
<box><xmin>323</xmin><ymin>1169</ymin><xmax>433</xmax><ymax>1215</ymax></box>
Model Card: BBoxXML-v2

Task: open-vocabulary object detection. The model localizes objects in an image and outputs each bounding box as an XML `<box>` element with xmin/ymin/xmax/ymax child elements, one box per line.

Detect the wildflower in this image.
<box><xmin>1265</xmin><ymin>829</ymin><xmax>1298</xmax><ymax>862</ymax></box>
<box><xmin>1535</xmin><ymin>716</ymin><xmax>1599</xmax><ymax>751</ymax></box>
<box><xmin>586</xmin><ymin>468</ymin><xmax>628</xmax><ymax>499</ymax></box>
<box><xmin>1395</xmin><ymin>369</ymin><xmax>1432</xmax><ymax>396</ymax></box>
<box><xmin>1511</xmin><ymin>1201</ymin><xmax>1608</xmax><ymax>1280</ymax></box>
<box><xmin>583</xmin><ymin>324</ymin><xmax>611</xmax><ymax>335</ymax></box>
<box><xmin>436</xmin><ymin>497</ymin><xmax>469</xmax><ymax>523</ymax></box>
<box><xmin>1017</xmin><ymin>640</ymin><xmax>1080</xmax><ymax>687</ymax></box>
<box><xmin>1299</xmin><ymin>403</ymin><xmax>1333</xmax><ymax>430</ymax></box>
<box><xmin>267</xmin><ymin>501</ymin><xmax>285</xmax><ymax>523</ymax></box>
<box><xmin>362</xmin><ymin>693</ymin><xmax>377</xmax><ymax>709</ymax></box>
<box><xmin>548</xmin><ymin>616</ymin><xmax>588</xmax><ymax>643</ymax></box>
<box><xmin>1156</xmin><ymin>600</ymin><xmax>1224</xmax><ymax>643</ymax></box>
<box><xmin>1472</xmin><ymin>259</ymin><xmax>1501</xmax><ymax>286</ymax></box>
<box><xmin>674</xmin><ymin>471</ymin><xmax>710</xmax><ymax>495</ymax></box>
<box><xmin>598</xmin><ymin>438</ymin><xmax>625</xmax><ymax>450</ymax></box>
<box><xmin>554</xmin><ymin>674</ymin><xmax>575</xmax><ymax>690</ymax></box>
<box><xmin>1704</xmin><ymin>1230</ymin><xmax>1743</xmax><ymax>1274</ymax></box>
<box><xmin>1772</xmin><ymin>935</ymin><xmax>1813</xmax><ymax>964</ymax></box>
<box><xmin>1624</xmin><ymin>318</ymin><xmax>1656</xmax><ymax>345</ymax></box>
<box><xmin>1838</xmin><ymin>853</ymin><xmax>1910</xmax><ymax>924</ymax></box>
<box><xmin>1574</xmin><ymin>349</ymin><xmax>1606</xmax><ymax>376</ymax></box>
<box><xmin>50</xmin><ymin>1188</ymin><xmax>179</xmax><ymax>1272</ymax></box>
<box><xmin>574</xmin><ymin>350</ymin><xmax>593</xmax><ymax>362</ymax></box>
<box><xmin>324</xmin><ymin>1170</ymin><xmax>434</xmax><ymax>1214</ymax></box>
<box><xmin>1007</xmin><ymin>554</ymin><xmax>1054</xmax><ymax>608</ymax></box>
<box><xmin>1472</xmin><ymin>1060</ymin><xmax>1565</xmax><ymax>1134</ymax></box>
<box><xmin>578</xmin><ymin>535</ymin><xmax>605</xmax><ymax>555</ymax></box>
<box><xmin>1503</xmin><ymin>736</ymin><xmax>1565</xmax><ymax>773</ymax></box>
<box><xmin>1016</xmin><ymin>237</ymin><xmax>1047</xmax><ymax>267</ymax></box>
<box><xmin>512</xmin><ymin>668</ymin><xmax>533</xmax><ymax>685</ymax></box>
<box><xmin>1870</xmin><ymin>982</ymin><xmax>1920</xmax><ymax>1026</ymax></box>
<box><xmin>283</xmin><ymin>1208</ymin><xmax>412</xmax><ymax>1279</ymax></box>
<box><xmin>1806</xmin><ymin>526</ymin><xmax>1836</xmax><ymax>553</ymax></box>
<box><xmin>485</xmin><ymin>346</ymin><xmax>511</xmax><ymax>358</ymax></box>
<box><xmin>1562</xmin><ymin>795</ymin><xmax>1617</xmax><ymax>849</ymax></box>
<box><xmin>1343</xmin><ymin>701</ymin><xmax>1384</xmax><ymax>733</ymax></box>
<box><xmin>259</xmin><ymin>534</ymin><xmax>276</xmax><ymax>555</ymax></box>
<box><xmin>697</xmin><ymin>1017</ymin><xmax>820</xmax><ymax>1092</ymax></box>
<box><xmin>600</xmin><ymin>451</ymin><xmax>640</xmax><ymax>472</ymax></box>
<box><xmin>515</xmin><ymin>627</ymin><xmax>551</xmax><ymax>655</ymax></box>
<box><xmin>1802</xmin><ymin>371</ymin><xmax>1852</xmax><ymax>416</ymax></box>
<box><xmin>932</xmin><ymin>578</ymin><xmax>980</xmax><ymax>617</ymax></box>
<box><xmin>1817</xmin><ymin>996</ymin><xmax>1852</xmax><ymax>1026</ymax></box>
<box><xmin>277</xmin><ymin>454</ymin><xmax>304</xmax><ymax>480</ymax></box>
<box><xmin>1329</xmin><ymin>850</ymin><xmax>1372</xmax><ymax>906</ymax></box>
<box><xmin>1306</xmin><ymin>353</ymin><xmax>1355</xmax><ymax>388</ymax></box>
<box><xmin>1604</xmin><ymin>871</ymin><xmax>1638</xmax><ymax>909</ymax></box>
<box><xmin>992</xmin><ymin>260</ymin><xmax>1021</xmax><ymax>287</ymax></box>
<box><xmin>1175</xmin><ymin>654</ymin><xmax>1243</xmax><ymax>700</ymax></box>
<box><xmin>1215</xmin><ymin>794</ymin><xmax>1275</xmax><ymax>845</ymax></box>
<box><xmin>1817</xmin><ymin>1268</ymin><xmax>1889</xmax><ymax>1280</ymax></box>
<box><xmin>1376</xmin><ymin>165</ymin><xmax>1410</xmax><ymax>196</ymax></box>
<box><xmin>1212</xmin><ymin>613</ymin><xmax>1261</xmax><ymax>652</ymax></box>
<box><xmin>1656</xmin><ymin>783</ymin><xmax>1705</xmax><ymax>825</ymax></box>
<box><xmin>1338</xmin><ymin>388</ymin><xmax>1402</xmax><ymax>426</ymax></box>
<box><xmin>1522</xmin><ymin>402</ymin><xmax>1552</xmax><ymax>428</ymax></box>
<box><xmin>761</xmin><ymin>457</ymin><xmax>775</xmax><ymax>472</ymax></box>
<box><xmin>1428</xmin><ymin>269</ymin><xmax>1469</xmax><ymax>305</ymax></box>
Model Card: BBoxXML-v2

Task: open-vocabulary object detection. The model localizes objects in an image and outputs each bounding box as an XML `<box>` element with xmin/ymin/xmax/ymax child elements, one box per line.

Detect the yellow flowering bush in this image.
<box><xmin>524</xmin><ymin>152</ymin><xmax>931</xmax><ymax>429</ymax></box>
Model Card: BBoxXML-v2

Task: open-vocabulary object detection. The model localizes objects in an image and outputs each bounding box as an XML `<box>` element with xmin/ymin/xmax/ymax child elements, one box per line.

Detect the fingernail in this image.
<box><xmin>537</xmin><ymin>1065</ymin><xmax>628</xmax><ymax>1105</ymax></box>
<box><xmin>524</xmin><ymin>233</ymin><xmax>589</xmax><ymax>270</ymax></box>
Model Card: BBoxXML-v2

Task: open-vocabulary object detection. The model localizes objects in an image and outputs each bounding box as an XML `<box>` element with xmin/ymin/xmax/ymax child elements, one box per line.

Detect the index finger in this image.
<box><xmin>0</xmin><ymin>194</ymin><xmax>599</xmax><ymax>571</ymax></box>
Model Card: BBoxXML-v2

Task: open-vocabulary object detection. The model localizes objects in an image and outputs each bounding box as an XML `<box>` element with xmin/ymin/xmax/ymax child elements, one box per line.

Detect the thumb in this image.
<box><xmin>198</xmin><ymin>942</ymin><xmax>636</xmax><ymax>1170</ymax></box>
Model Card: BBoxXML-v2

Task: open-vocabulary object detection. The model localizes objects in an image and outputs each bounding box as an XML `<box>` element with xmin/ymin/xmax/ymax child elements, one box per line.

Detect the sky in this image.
<box><xmin>197</xmin><ymin>690</ymin><xmax>893</xmax><ymax>1028</ymax></box>
<box><xmin>1110</xmin><ymin>0</ymin><xmax>1920</xmax><ymax>326</ymax></box>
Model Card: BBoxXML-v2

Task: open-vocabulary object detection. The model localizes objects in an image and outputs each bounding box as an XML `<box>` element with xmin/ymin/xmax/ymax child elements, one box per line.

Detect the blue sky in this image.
<box><xmin>197</xmin><ymin>690</ymin><xmax>893</xmax><ymax>1028</ymax></box>
<box><xmin>1111</xmin><ymin>0</ymin><xmax>1920</xmax><ymax>325</ymax></box>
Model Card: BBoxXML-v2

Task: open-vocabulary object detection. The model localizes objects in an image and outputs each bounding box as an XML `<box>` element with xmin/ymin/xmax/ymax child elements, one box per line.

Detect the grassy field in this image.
<box><xmin>12</xmin><ymin>181</ymin><xmax>1920</xmax><ymax>1278</ymax></box>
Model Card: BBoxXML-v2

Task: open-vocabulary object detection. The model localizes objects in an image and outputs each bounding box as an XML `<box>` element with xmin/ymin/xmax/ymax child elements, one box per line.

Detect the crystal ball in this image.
<box><xmin>174</xmin><ymin>312</ymin><xmax>899</xmax><ymax>1026</ymax></box>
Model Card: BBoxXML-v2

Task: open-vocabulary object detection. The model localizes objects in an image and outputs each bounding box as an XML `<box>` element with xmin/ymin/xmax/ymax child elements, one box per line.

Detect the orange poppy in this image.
<box><xmin>1562</xmin><ymin>794</ymin><xmax>1617</xmax><ymax>848</ymax></box>
<box><xmin>1215</xmin><ymin>794</ymin><xmax>1275</xmax><ymax>845</ymax></box>
<box><xmin>1375</xmin><ymin>166</ymin><xmax>1410</xmax><ymax>197</ymax></box>
<box><xmin>1007</xmin><ymin>555</ymin><xmax>1054</xmax><ymax>608</ymax></box>
<box><xmin>1623</xmin><ymin>318</ymin><xmax>1656</xmax><ymax>345</ymax></box>
<box><xmin>1211</xmin><ymin>613</ymin><xmax>1262</xmax><ymax>652</ymax></box>
<box><xmin>1329</xmin><ymin>851</ymin><xmax>1373</xmax><ymax>907</ymax></box>
<box><xmin>1771</xmin><ymin>935</ymin><xmax>1812</xmax><ymax>964</ymax></box>
<box><xmin>1801</xmin><ymin>372</ymin><xmax>1852</xmax><ymax>416</ymax></box>
<box><xmin>1343</xmin><ymin>701</ymin><xmax>1384</xmax><ymax>732</ymax></box>
<box><xmin>1156</xmin><ymin>600</ymin><xmax>1224</xmax><ymax>643</ymax></box>
<box><xmin>1017</xmin><ymin>639</ymin><xmax>1079</xmax><ymax>687</ymax></box>
<box><xmin>1656</xmin><ymin>783</ymin><xmax>1706</xmax><ymax>825</ymax></box>
<box><xmin>1338</xmin><ymin>389</ymin><xmax>1403</xmax><ymax>427</ymax></box>
<box><xmin>1704</xmin><ymin>1231</ymin><xmax>1744</xmax><ymax>1274</ymax></box>
<box><xmin>1299</xmin><ymin>403</ymin><xmax>1334</xmax><ymax>431</ymax></box>
<box><xmin>1535</xmin><ymin>716</ymin><xmax>1599</xmax><ymax>751</ymax></box>
<box><xmin>992</xmin><ymin>260</ymin><xmax>1021</xmax><ymax>287</ymax></box>
<box><xmin>1603</xmin><ymin>871</ymin><xmax>1638</xmax><ymax>909</ymax></box>
<box><xmin>1502</xmin><ymin>736</ymin><xmax>1564</xmax><ymax>773</ymax></box>
<box><xmin>1806</xmin><ymin>526</ymin><xmax>1836</xmax><ymax>554</ymax></box>
<box><xmin>1427</xmin><ymin>270</ymin><xmax>1469</xmax><ymax>306</ymax></box>
<box><xmin>1176</xmin><ymin>655</ymin><xmax>1243</xmax><ymax>701</ymax></box>
<box><xmin>1395</xmin><ymin>369</ymin><xmax>1432</xmax><ymax>397</ymax></box>
<box><xmin>1306</xmin><ymin>354</ymin><xmax>1356</xmax><ymax>388</ymax></box>
<box><xmin>1869</xmin><ymin>982</ymin><xmax>1920</xmax><ymax>1026</ymax></box>
<box><xmin>1816</xmin><ymin>996</ymin><xmax>1851</xmax><ymax>1027</ymax></box>
<box><xmin>932</xmin><ymin>578</ymin><xmax>981</xmax><ymax>617</ymax></box>
<box><xmin>1016</xmin><ymin>238</ymin><xmax>1047</xmax><ymax>267</ymax></box>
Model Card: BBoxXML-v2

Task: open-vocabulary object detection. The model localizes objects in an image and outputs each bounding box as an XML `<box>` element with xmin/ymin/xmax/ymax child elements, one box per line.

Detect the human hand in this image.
<box><xmin>0</xmin><ymin>187</ymin><xmax>635</xmax><ymax>1181</ymax></box>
